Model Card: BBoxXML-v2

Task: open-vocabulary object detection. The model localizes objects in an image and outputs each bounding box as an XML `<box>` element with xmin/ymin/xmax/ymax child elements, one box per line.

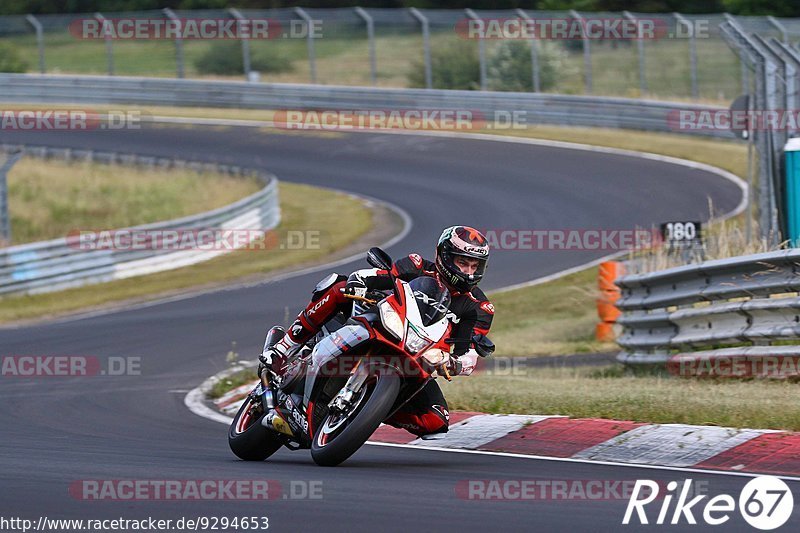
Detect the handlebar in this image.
<box><xmin>343</xmin><ymin>293</ymin><xmax>378</xmax><ymax>305</ymax></box>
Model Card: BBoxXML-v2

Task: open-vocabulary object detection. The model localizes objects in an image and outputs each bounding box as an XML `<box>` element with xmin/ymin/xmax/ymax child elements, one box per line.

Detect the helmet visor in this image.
<box><xmin>445</xmin><ymin>250</ymin><xmax>488</xmax><ymax>280</ymax></box>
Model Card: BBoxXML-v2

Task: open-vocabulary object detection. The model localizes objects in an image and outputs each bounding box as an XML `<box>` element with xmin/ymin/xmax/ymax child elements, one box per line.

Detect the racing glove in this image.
<box><xmin>344</xmin><ymin>273</ymin><xmax>368</xmax><ymax>299</ymax></box>
<box><xmin>449</xmin><ymin>350</ymin><xmax>479</xmax><ymax>376</ymax></box>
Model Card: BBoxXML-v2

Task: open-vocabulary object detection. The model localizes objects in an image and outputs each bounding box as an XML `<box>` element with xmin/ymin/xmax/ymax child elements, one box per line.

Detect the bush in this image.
<box><xmin>194</xmin><ymin>42</ymin><xmax>292</xmax><ymax>76</ymax></box>
<box><xmin>407</xmin><ymin>41</ymin><xmax>480</xmax><ymax>90</ymax></box>
<box><xmin>0</xmin><ymin>42</ymin><xmax>28</xmax><ymax>73</ymax></box>
<box><xmin>488</xmin><ymin>41</ymin><xmax>557</xmax><ymax>92</ymax></box>
<box><xmin>408</xmin><ymin>40</ymin><xmax>560</xmax><ymax>92</ymax></box>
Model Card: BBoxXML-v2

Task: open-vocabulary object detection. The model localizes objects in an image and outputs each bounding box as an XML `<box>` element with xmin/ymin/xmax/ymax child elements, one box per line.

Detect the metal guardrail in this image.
<box><xmin>615</xmin><ymin>249</ymin><xmax>800</xmax><ymax>375</ymax></box>
<box><xmin>0</xmin><ymin>150</ymin><xmax>21</xmax><ymax>244</ymax></box>
<box><xmin>0</xmin><ymin>144</ymin><xmax>280</xmax><ymax>296</ymax></box>
<box><xmin>0</xmin><ymin>74</ymin><xmax>733</xmax><ymax>139</ymax></box>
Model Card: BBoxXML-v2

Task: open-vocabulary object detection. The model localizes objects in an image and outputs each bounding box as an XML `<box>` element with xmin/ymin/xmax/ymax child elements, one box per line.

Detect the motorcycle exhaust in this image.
<box><xmin>262</xmin><ymin>409</ymin><xmax>295</xmax><ymax>437</ymax></box>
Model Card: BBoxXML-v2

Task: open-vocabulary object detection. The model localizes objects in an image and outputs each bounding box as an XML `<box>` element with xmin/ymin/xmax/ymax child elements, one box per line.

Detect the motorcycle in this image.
<box><xmin>228</xmin><ymin>247</ymin><xmax>494</xmax><ymax>466</ymax></box>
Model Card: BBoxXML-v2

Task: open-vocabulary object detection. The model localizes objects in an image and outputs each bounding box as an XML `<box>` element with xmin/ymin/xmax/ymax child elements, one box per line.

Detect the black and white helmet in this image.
<box><xmin>435</xmin><ymin>226</ymin><xmax>489</xmax><ymax>292</ymax></box>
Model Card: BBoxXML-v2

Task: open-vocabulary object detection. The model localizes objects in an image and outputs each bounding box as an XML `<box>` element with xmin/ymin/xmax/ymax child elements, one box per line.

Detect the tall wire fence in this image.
<box><xmin>1</xmin><ymin>9</ymin><xmax>799</xmax><ymax>103</ymax></box>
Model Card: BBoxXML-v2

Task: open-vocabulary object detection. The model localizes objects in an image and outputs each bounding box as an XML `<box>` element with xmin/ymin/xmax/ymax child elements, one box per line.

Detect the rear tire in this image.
<box><xmin>311</xmin><ymin>366</ymin><xmax>399</xmax><ymax>467</ymax></box>
<box><xmin>228</xmin><ymin>398</ymin><xmax>283</xmax><ymax>461</ymax></box>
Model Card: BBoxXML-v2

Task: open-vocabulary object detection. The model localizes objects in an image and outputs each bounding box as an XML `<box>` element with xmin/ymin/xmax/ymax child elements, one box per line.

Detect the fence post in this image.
<box><xmin>409</xmin><ymin>8</ymin><xmax>432</xmax><ymax>89</ymax></box>
<box><xmin>767</xmin><ymin>16</ymin><xmax>788</xmax><ymax>44</ymax></box>
<box><xmin>771</xmin><ymin>39</ymin><xmax>800</xmax><ymax>130</ymax></box>
<box><xmin>724</xmin><ymin>14</ymin><xmax>752</xmax><ymax>96</ymax></box>
<box><xmin>0</xmin><ymin>151</ymin><xmax>22</xmax><ymax>245</ymax></box>
<box><xmin>465</xmin><ymin>9</ymin><xmax>487</xmax><ymax>91</ymax></box>
<box><xmin>570</xmin><ymin>10</ymin><xmax>592</xmax><ymax>94</ymax></box>
<box><xmin>753</xmin><ymin>34</ymin><xmax>788</xmax><ymax>240</ymax></box>
<box><xmin>228</xmin><ymin>8</ymin><xmax>251</xmax><ymax>81</ymax></box>
<box><xmin>515</xmin><ymin>8</ymin><xmax>540</xmax><ymax>92</ymax></box>
<box><xmin>25</xmin><ymin>14</ymin><xmax>45</xmax><ymax>74</ymax></box>
<box><xmin>720</xmin><ymin>21</ymin><xmax>779</xmax><ymax>244</ymax></box>
<box><xmin>94</xmin><ymin>13</ymin><xmax>114</xmax><ymax>76</ymax></box>
<box><xmin>624</xmin><ymin>11</ymin><xmax>647</xmax><ymax>96</ymax></box>
<box><xmin>163</xmin><ymin>8</ymin><xmax>185</xmax><ymax>78</ymax></box>
<box><xmin>673</xmin><ymin>13</ymin><xmax>698</xmax><ymax>100</ymax></box>
<box><xmin>294</xmin><ymin>7</ymin><xmax>317</xmax><ymax>84</ymax></box>
<box><xmin>354</xmin><ymin>7</ymin><xmax>377</xmax><ymax>86</ymax></box>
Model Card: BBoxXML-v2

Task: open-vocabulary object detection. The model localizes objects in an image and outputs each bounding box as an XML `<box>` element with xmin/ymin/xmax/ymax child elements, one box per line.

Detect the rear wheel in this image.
<box><xmin>228</xmin><ymin>397</ymin><xmax>283</xmax><ymax>461</ymax></box>
<box><xmin>311</xmin><ymin>365</ymin><xmax>400</xmax><ymax>467</ymax></box>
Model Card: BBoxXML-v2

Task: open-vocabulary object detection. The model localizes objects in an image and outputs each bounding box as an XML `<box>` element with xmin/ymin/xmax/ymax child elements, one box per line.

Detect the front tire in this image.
<box><xmin>311</xmin><ymin>365</ymin><xmax>400</xmax><ymax>467</ymax></box>
<box><xmin>228</xmin><ymin>397</ymin><xmax>283</xmax><ymax>461</ymax></box>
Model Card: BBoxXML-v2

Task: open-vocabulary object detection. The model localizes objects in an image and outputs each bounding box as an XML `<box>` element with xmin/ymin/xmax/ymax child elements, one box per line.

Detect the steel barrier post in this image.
<box><xmin>294</xmin><ymin>7</ymin><xmax>317</xmax><ymax>84</ymax></box>
<box><xmin>570</xmin><ymin>10</ymin><xmax>592</xmax><ymax>94</ymax></box>
<box><xmin>465</xmin><ymin>9</ymin><xmax>487</xmax><ymax>91</ymax></box>
<box><xmin>409</xmin><ymin>8</ymin><xmax>432</xmax><ymax>89</ymax></box>
<box><xmin>515</xmin><ymin>9</ymin><xmax>540</xmax><ymax>92</ymax></box>
<box><xmin>673</xmin><ymin>13</ymin><xmax>698</xmax><ymax>100</ymax></box>
<box><xmin>355</xmin><ymin>7</ymin><xmax>377</xmax><ymax>86</ymax></box>
<box><xmin>25</xmin><ymin>15</ymin><xmax>45</xmax><ymax>74</ymax></box>
<box><xmin>624</xmin><ymin>11</ymin><xmax>647</xmax><ymax>95</ymax></box>
<box><xmin>94</xmin><ymin>13</ymin><xmax>114</xmax><ymax>76</ymax></box>
<box><xmin>163</xmin><ymin>8</ymin><xmax>185</xmax><ymax>78</ymax></box>
<box><xmin>228</xmin><ymin>8</ymin><xmax>251</xmax><ymax>81</ymax></box>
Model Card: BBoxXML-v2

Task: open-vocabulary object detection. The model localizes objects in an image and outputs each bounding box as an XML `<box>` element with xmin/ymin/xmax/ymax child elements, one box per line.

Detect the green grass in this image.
<box><xmin>209</xmin><ymin>360</ymin><xmax>800</xmax><ymax>430</ymax></box>
<box><xmin>1</xmin><ymin>28</ymin><xmax>742</xmax><ymax>103</ymax></box>
<box><xmin>489</xmin><ymin>268</ymin><xmax>611</xmax><ymax>356</ymax></box>
<box><xmin>6</xmin><ymin>157</ymin><xmax>261</xmax><ymax>245</ymax></box>
<box><xmin>440</xmin><ymin>364</ymin><xmax>800</xmax><ymax>431</ymax></box>
<box><xmin>210</xmin><ymin>367</ymin><xmax>258</xmax><ymax>399</ymax></box>
<box><xmin>0</xmin><ymin>181</ymin><xmax>373</xmax><ymax>323</ymax></box>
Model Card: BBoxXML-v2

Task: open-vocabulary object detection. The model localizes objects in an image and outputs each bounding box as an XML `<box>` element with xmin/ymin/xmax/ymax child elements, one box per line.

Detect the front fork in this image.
<box><xmin>328</xmin><ymin>358</ymin><xmax>370</xmax><ymax>414</ymax></box>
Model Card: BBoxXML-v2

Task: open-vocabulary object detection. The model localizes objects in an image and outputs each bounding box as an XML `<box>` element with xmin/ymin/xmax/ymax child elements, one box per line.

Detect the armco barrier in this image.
<box><xmin>615</xmin><ymin>249</ymin><xmax>800</xmax><ymax>377</ymax></box>
<box><xmin>0</xmin><ymin>144</ymin><xmax>280</xmax><ymax>296</ymax></box>
<box><xmin>0</xmin><ymin>74</ymin><xmax>732</xmax><ymax>139</ymax></box>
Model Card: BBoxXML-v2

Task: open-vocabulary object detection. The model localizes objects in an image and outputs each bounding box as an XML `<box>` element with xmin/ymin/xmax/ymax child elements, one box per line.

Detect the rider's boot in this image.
<box><xmin>258</xmin><ymin>280</ymin><xmax>349</xmax><ymax>379</ymax></box>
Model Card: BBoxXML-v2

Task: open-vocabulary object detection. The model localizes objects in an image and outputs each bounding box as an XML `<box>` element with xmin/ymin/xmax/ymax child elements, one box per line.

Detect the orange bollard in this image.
<box><xmin>597</xmin><ymin>298</ymin><xmax>621</xmax><ymax>323</ymax></box>
<box><xmin>596</xmin><ymin>261</ymin><xmax>625</xmax><ymax>341</ymax></box>
<box><xmin>595</xmin><ymin>322</ymin><xmax>616</xmax><ymax>342</ymax></box>
<box><xmin>598</xmin><ymin>261</ymin><xmax>625</xmax><ymax>292</ymax></box>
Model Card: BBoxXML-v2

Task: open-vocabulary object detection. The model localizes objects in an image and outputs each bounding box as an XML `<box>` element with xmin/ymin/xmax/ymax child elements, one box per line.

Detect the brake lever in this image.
<box><xmin>342</xmin><ymin>293</ymin><xmax>378</xmax><ymax>305</ymax></box>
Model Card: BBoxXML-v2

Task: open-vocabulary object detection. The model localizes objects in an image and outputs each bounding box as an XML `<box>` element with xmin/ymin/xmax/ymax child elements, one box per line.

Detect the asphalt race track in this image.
<box><xmin>2</xmin><ymin>125</ymin><xmax>793</xmax><ymax>532</ymax></box>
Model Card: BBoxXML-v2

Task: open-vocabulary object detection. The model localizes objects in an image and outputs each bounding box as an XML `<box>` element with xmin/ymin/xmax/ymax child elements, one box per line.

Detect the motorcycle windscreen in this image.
<box><xmin>409</xmin><ymin>276</ymin><xmax>451</xmax><ymax>326</ymax></box>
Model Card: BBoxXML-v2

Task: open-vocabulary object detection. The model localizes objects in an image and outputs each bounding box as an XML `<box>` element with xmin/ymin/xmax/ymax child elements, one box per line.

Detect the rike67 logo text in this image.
<box><xmin>623</xmin><ymin>477</ymin><xmax>794</xmax><ymax>530</ymax></box>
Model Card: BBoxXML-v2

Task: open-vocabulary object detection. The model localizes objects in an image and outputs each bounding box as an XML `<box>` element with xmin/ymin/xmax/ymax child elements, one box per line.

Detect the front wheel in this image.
<box><xmin>228</xmin><ymin>397</ymin><xmax>283</xmax><ymax>461</ymax></box>
<box><xmin>311</xmin><ymin>365</ymin><xmax>400</xmax><ymax>467</ymax></box>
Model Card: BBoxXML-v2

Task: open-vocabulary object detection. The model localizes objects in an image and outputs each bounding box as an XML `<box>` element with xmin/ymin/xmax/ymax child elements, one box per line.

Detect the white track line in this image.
<box><xmin>185</xmin><ymin>368</ymin><xmax>800</xmax><ymax>482</ymax></box>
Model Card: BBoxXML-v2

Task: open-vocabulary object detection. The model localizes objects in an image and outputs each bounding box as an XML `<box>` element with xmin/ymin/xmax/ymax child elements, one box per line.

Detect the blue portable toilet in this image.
<box><xmin>785</xmin><ymin>138</ymin><xmax>800</xmax><ymax>247</ymax></box>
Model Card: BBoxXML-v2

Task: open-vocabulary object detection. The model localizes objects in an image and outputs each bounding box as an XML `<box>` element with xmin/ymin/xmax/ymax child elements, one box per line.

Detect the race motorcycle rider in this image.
<box><xmin>258</xmin><ymin>225</ymin><xmax>494</xmax><ymax>440</ymax></box>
